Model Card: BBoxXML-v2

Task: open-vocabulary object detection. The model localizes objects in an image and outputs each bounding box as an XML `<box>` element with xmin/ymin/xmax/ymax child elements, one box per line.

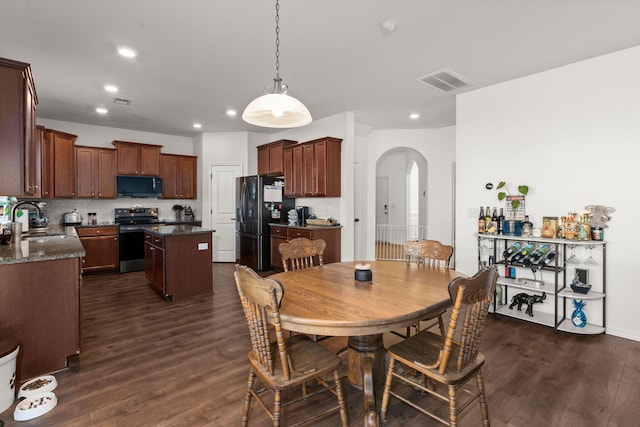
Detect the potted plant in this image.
<box><xmin>496</xmin><ymin>182</ymin><xmax>529</xmax><ymax>235</ymax></box>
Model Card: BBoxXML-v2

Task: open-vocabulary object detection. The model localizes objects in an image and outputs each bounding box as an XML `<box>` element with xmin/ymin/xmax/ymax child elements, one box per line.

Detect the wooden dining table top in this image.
<box><xmin>270</xmin><ymin>260</ymin><xmax>466</xmax><ymax>337</ymax></box>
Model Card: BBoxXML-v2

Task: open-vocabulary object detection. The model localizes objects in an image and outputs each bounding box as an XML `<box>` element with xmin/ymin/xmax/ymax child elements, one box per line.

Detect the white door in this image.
<box><xmin>210</xmin><ymin>164</ymin><xmax>242</xmax><ymax>262</ymax></box>
<box><xmin>376</xmin><ymin>176</ymin><xmax>389</xmax><ymax>226</ymax></box>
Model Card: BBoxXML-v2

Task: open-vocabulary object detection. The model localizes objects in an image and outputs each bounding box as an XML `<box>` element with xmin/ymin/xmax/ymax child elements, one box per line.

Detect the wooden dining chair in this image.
<box><xmin>234</xmin><ymin>265</ymin><xmax>348</xmax><ymax>427</ymax></box>
<box><xmin>380</xmin><ymin>265</ymin><xmax>498</xmax><ymax>426</ymax></box>
<box><xmin>279</xmin><ymin>237</ymin><xmax>326</xmax><ymax>272</ymax></box>
<box><xmin>395</xmin><ymin>239</ymin><xmax>454</xmax><ymax>338</ymax></box>
<box><xmin>279</xmin><ymin>237</ymin><xmax>330</xmax><ymax>342</ymax></box>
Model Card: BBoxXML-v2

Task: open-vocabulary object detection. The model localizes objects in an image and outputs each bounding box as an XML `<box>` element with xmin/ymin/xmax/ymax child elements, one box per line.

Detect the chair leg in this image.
<box><xmin>448</xmin><ymin>384</ymin><xmax>458</xmax><ymax>427</ymax></box>
<box><xmin>273</xmin><ymin>389</ymin><xmax>282</xmax><ymax>427</ymax></box>
<box><xmin>333</xmin><ymin>369</ymin><xmax>349</xmax><ymax>426</ymax></box>
<box><xmin>476</xmin><ymin>371</ymin><xmax>490</xmax><ymax>426</ymax></box>
<box><xmin>242</xmin><ymin>369</ymin><xmax>255</xmax><ymax>427</ymax></box>
<box><xmin>380</xmin><ymin>358</ymin><xmax>396</xmax><ymax>421</ymax></box>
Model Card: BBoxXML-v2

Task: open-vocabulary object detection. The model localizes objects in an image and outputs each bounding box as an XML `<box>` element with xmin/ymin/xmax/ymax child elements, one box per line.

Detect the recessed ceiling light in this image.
<box><xmin>409</xmin><ymin>113</ymin><xmax>420</xmax><ymax>119</ymax></box>
<box><xmin>96</xmin><ymin>107</ymin><xmax>108</xmax><ymax>114</ymax></box>
<box><xmin>226</xmin><ymin>109</ymin><xmax>237</xmax><ymax>117</ymax></box>
<box><xmin>193</xmin><ymin>123</ymin><xmax>202</xmax><ymax>129</ymax></box>
<box><xmin>104</xmin><ymin>84</ymin><xmax>118</xmax><ymax>93</ymax></box>
<box><xmin>117</xmin><ymin>47</ymin><xmax>137</xmax><ymax>58</ymax></box>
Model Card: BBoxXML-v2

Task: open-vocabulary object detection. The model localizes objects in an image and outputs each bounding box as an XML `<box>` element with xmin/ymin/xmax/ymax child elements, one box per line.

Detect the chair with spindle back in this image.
<box><xmin>234</xmin><ymin>265</ymin><xmax>348</xmax><ymax>427</ymax></box>
<box><xmin>381</xmin><ymin>265</ymin><xmax>498</xmax><ymax>426</ymax></box>
<box><xmin>393</xmin><ymin>239</ymin><xmax>454</xmax><ymax>338</ymax></box>
<box><xmin>279</xmin><ymin>237</ymin><xmax>326</xmax><ymax>272</ymax></box>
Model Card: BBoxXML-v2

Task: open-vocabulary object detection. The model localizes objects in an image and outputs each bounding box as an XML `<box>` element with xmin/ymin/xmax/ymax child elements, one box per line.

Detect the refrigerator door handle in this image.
<box><xmin>240</xmin><ymin>181</ymin><xmax>247</xmax><ymax>226</ymax></box>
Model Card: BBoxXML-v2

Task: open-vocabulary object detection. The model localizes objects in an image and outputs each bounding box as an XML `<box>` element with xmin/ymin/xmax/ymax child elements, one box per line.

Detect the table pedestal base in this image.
<box><xmin>347</xmin><ymin>334</ymin><xmax>385</xmax><ymax>427</ymax></box>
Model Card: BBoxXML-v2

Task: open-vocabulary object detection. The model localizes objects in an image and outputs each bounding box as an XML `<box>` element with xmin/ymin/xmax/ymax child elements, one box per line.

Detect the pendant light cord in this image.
<box><xmin>274</xmin><ymin>0</ymin><xmax>280</xmax><ymax>79</ymax></box>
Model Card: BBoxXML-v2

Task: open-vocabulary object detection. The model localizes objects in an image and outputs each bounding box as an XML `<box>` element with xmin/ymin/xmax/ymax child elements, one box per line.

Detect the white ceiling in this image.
<box><xmin>2</xmin><ymin>0</ymin><xmax>640</xmax><ymax>137</ymax></box>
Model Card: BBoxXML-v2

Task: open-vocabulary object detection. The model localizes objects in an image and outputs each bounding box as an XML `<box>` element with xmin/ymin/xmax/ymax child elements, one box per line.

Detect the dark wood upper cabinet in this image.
<box><xmin>160</xmin><ymin>153</ymin><xmax>197</xmax><ymax>199</ymax></box>
<box><xmin>76</xmin><ymin>146</ymin><xmax>116</xmax><ymax>198</ymax></box>
<box><xmin>257</xmin><ymin>139</ymin><xmax>297</xmax><ymax>176</ymax></box>
<box><xmin>283</xmin><ymin>137</ymin><xmax>341</xmax><ymax>198</ymax></box>
<box><xmin>112</xmin><ymin>140</ymin><xmax>162</xmax><ymax>176</ymax></box>
<box><xmin>0</xmin><ymin>57</ymin><xmax>38</xmax><ymax>197</ymax></box>
<box><xmin>40</xmin><ymin>129</ymin><xmax>77</xmax><ymax>198</ymax></box>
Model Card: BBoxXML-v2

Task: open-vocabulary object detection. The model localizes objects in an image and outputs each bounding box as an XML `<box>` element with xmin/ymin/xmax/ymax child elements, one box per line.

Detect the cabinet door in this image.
<box><xmin>75</xmin><ymin>147</ymin><xmax>95</xmax><ymax>198</ymax></box>
<box><xmin>270</xmin><ymin>226</ymin><xmax>288</xmax><ymax>270</ymax></box>
<box><xmin>179</xmin><ymin>156</ymin><xmax>197</xmax><ymax>199</ymax></box>
<box><xmin>161</xmin><ymin>154</ymin><xmax>180</xmax><ymax>198</ymax></box>
<box><xmin>40</xmin><ymin>128</ymin><xmax>54</xmax><ymax>198</ymax></box>
<box><xmin>283</xmin><ymin>147</ymin><xmax>294</xmax><ymax>197</ymax></box>
<box><xmin>0</xmin><ymin>63</ymin><xmax>26</xmax><ymax>196</ymax></box>
<box><xmin>23</xmin><ymin>75</ymin><xmax>39</xmax><ymax>197</ymax></box>
<box><xmin>292</xmin><ymin>145</ymin><xmax>304</xmax><ymax>197</ymax></box>
<box><xmin>81</xmin><ymin>234</ymin><xmax>119</xmax><ymax>272</ymax></box>
<box><xmin>257</xmin><ymin>146</ymin><xmax>270</xmax><ymax>175</ymax></box>
<box><xmin>139</xmin><ymin>145</ymin><xmax>161</xmax><ymax>176</ymax></box>
<box><xmin>115</xmin><ymin>142</ymin><xmax>140</xmax><ymax>175</ymax></box>
<box><xmin>302</xmin><ymin>143</ymin><xmax>315</xmax><ymax>196</ymax></box>
<box><xmin>96</xmin><ymin>149</ymin><xmax>116</xmax><ymax>198</ymax></box>
<box><xmin>51</xmin><ymin>130</ymin><xmax>77</xmax><ymax>198</ymax></box>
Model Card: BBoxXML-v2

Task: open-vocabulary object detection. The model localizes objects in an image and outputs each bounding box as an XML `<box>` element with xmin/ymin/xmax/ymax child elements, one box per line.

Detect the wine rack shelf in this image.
<box><xmin>477</xmin><ymin>233</ymin><xmax>606</xmax><ymax>335</ymax></box>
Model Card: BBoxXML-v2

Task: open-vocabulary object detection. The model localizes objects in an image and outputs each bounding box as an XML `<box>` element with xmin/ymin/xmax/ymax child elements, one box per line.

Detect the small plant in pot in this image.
<box><xmin>497</xmin><ymin>182</ymin><xmax>529</xmax><ymax>235</ymax></box>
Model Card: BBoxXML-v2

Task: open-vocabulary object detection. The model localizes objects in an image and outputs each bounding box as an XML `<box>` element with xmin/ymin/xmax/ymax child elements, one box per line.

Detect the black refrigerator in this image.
<box><xmin>236</xmin><ymin>175</ymin><xmax>295</xmax><ymax>271</ymax></box>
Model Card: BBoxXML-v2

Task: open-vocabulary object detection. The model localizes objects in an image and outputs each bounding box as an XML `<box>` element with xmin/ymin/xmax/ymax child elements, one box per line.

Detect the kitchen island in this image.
<box><xmin>144</xmin><ymin>225</ymin><xmax>213</xmax><ymax>301</ymax></box>
<box><xmin>0</xmin><ymin>226</ymin><xmax>84</xmax><ymax>382</ymax></box>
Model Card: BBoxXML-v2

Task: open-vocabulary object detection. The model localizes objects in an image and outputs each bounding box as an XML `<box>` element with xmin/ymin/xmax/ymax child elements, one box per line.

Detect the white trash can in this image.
<box><xmin>0</xmin><ymin>339</ymin><xmax>19</xmax><ymax>414</ymax></box>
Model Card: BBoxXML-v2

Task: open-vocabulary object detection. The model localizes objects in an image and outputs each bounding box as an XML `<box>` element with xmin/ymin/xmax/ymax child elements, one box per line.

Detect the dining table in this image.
<box><xmin>270</xmin><ymin>260</ymin><xmax>466</xmax><ymax>427</ymax></box>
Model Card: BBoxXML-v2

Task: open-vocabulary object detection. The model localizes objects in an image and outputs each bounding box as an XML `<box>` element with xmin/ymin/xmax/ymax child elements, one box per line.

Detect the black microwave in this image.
<box><xmin>116</xmin><ymin>176</ymin><xmax>163</xmax><ymax>198</ymax></box>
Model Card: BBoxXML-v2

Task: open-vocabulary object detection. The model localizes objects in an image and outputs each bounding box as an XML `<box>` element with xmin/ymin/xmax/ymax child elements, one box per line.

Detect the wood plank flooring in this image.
<box><xmin>2</xmin><ymin>263</ymin><xmax>639</xmax><ymax>426</ymax></box>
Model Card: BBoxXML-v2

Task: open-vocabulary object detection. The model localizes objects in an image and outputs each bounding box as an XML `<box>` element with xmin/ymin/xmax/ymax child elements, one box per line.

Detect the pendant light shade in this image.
<box><xmin>242</xmin><ymin>0</ymin><xmax>312</xmax><ymax>128</ymax></box>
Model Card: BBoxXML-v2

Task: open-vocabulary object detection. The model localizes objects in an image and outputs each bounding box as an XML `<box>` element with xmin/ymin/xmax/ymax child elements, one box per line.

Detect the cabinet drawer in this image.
<box><xmin>77</xmin><ymin>226</ymin><xmax>118</xmax><ymax>237</ymax></box>
<box><xmin>144</xmin><ymin>232</ymin><xmax>165</xmax><ymax>248</ymax></box>
<box><xmin>271</xmin><ymin>226</ymin><xmax>288</xmax><ymax>237</ymax></box>
<box><xmin>288</xmin><ymin>228</ymin><xmax>312</xmax><ymax>239</ymax></box>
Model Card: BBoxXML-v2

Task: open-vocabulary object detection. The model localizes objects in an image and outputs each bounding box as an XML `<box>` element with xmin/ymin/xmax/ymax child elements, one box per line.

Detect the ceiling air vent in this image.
<box><xmin>416</xmin><ymin>69</ymin><xmax>471</xmax><ymax>92</ymax></box>
<box><xmin>113</xmin><ymin>97</ymin><xmax>132</xmax><ymax>106</ymax></box>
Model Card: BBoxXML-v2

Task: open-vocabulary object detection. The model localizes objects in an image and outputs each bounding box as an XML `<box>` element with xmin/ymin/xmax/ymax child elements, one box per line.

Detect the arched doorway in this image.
<box><xmin>375</xmin><ymin>148</ymin><xmax>427</xmax><ymax>259</ymax></box>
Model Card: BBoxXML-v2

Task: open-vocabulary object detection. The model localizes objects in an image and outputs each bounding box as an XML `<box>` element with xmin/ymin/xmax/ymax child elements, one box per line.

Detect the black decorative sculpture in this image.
<box><xmin>509</xmin><ymin>292</ymin><xmax>546</xmax><ymax>317</ymax></box>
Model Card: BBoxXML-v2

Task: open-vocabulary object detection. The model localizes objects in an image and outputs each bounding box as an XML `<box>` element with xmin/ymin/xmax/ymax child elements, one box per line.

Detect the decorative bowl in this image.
<box><xmin>570</xmin><ymin>283</ymin><xmax>591</xmax><ymax>294</ymax></box>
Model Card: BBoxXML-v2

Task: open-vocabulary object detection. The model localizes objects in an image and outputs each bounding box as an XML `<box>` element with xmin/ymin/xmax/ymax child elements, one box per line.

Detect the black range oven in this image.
<box><xmin>115</xmin><ymin>207</ymin><xmax>163</xmax><ymax>273</ymax></box>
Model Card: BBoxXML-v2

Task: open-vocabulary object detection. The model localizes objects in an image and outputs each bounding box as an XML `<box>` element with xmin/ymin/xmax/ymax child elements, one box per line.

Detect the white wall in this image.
<box><xmin>456</xmin><ymin>45</ymin><xmax>640</xmax><ymax>341</ymax></box>
<box><xmin>35</xmin><ymin>118</ymin><xmax>195</xmax><ymax>224</ymax></box>
<box><xmin>364</xmin><ymin>127</ymin><xmax>456</xmax><ymax>260</ymax></box>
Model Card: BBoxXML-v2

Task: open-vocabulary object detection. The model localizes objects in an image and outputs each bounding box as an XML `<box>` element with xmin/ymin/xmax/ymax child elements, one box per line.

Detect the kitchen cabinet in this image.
<box><xmin>0</xmin><ymin>58</ymin><xmax>38</xmax><ymax>197</ymax></box>
<box><xmin>283</xmin><ymin>137</ymin><xmax>341</xmax><ymax>198</ymax></box>
<box><xmin>270</xmin><ymin>224</ymin><xmax>341</xmax><ymax>270</ymax></box>
<box><xmin>478</xmin><ymin>234</ymin><xmax>606</xmax><ymax>334</ymax></box>
<box><xmin>76</xmin><ymin>146</ymin><xmax>116</xmax><ymax>198</ymax></box>
<box><xmin>144</xmin><ymin>228</ymin><xmax>213</xmax><ymax>301</ymax></box>
<box><xmin>77</xmin><ymin>226</ymin><xmax>119</xmax><ymax>273</ymax></box>
<box><xmin>160</xmin><ymin>153</ymin><xmax>197</xmax><ymax>199</ymax></box>
<box><xmin>257</xmin><ymin>139</ymin><xmax>297</xmax><ymax>176</ymax></box>
<box><xmin>112</xmin><ymin>140</ymin><xmax>162</xmax><ymax>176</ymax></box>
<box><xmin>41</xmin><ymin>129</ymin><xmax>77</xmax><ymax>198</ymax></box>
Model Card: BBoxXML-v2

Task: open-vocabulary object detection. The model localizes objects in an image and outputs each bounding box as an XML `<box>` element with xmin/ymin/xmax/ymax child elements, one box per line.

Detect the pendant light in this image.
<box><xmin>242</xmin><ymin>0</ymin><xmax>312</xmax><ymax>128</ymax></box>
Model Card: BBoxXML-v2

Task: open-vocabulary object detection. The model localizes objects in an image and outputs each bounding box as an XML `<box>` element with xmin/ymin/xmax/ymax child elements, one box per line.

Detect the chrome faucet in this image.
<box><xmin>10</xmin><ymin>201</ymin><xmax>43</xmax><ymax>223</ymax></box>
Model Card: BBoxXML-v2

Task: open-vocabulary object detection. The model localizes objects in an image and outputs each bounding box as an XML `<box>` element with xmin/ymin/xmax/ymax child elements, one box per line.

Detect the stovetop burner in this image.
<box><xmin>114</xmin><ymin>207</ymin><xmax>159</xmax><ymax>225</ymax></box>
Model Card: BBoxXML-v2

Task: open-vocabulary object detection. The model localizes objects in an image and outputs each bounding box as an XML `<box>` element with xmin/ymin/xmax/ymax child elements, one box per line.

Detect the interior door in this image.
<box><xmin>211</xmin><ymin>164</ymin><xmax>242</xmax><ymax>262</ymax></box>
<box><xmin>376</xmin><ymin>176</ymin><xmax>389</xmax><ymax>225</ymax></box>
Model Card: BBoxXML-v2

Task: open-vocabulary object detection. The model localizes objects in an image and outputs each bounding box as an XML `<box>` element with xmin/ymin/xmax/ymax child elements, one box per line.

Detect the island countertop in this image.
<box><xmin>143</xmin><ymin>224</ymin><xmax>213</xmax><ymax>237</ymax></box>
<box><xmin>0</xmin><ymin>225</ymin><xmax>85</xmax><ymax>265</ymax></box>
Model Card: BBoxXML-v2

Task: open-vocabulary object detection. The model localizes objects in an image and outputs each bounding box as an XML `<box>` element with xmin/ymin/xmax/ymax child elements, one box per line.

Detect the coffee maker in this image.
<box><xmin>295</xmin><ymin>206</ymin><xmax>309</xmax><ymax>226</ymax></box>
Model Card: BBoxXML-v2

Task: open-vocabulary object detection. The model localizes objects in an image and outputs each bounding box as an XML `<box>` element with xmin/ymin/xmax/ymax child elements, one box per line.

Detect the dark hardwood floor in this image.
<box><xmin>2</xmin><ymin>263</ymin><xmax>639</xmax><ymax>426</ymax></box>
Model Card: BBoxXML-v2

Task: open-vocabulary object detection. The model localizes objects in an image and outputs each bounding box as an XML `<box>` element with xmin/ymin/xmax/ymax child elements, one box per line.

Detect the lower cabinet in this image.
<box><xmin>77</xmin><ymin>226</ymin><xmax>119</xmax><ymax>273</ymax></box>
<box><xmin>144</xmin><ymin>230</ymin><xmax>213</xmax><ymax>301</ymax></box>
<box><xmin>270</xmin><ymin>225</ymin><xmax>341</xmax><ymax>270</ymax></box>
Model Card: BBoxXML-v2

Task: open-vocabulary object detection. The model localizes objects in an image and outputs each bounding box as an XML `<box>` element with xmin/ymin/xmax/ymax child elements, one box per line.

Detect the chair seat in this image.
<box><xmin>388</xmin><ymin>330</ymin><xmax>486</xmax><ymax>385</ymax></box>
<box><xmin>248</xmin><ymin>334</ymin><xmax>343</xmax><ymax>389</ymax></box>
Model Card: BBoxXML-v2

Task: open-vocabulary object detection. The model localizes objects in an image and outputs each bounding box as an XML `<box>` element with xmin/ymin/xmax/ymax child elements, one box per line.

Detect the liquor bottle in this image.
<box><xmin>511</xmin><ymin>243</ymin><xmax>535</xmax><ymax>263</ymax></box>
<box><xmin>490</xmin><ymin>207</ymin><xmax>498</xmax><ymax>235</ymax></box>
<box><xmin>537</xmin><ymin>251</ymin><xmax>557</xmax><ymax>269</ymax></box>
<box><xmin>523</xmin><ymin>244</ymin><xmax>551</xmax><ymax>267</ymax></box>
<box><xmin>521</xmin><ymin>215</ymin><xmax>533</xmax><ymax>237</ymax></box>
<box><xmin>502</xmin><ymin>242</ymin><xmax>522</xmax><ymax>259</ymax></box>
<box><xmin>485</xmin><ymin>206</ymin><xmax>492</xmax><ymax>234</ymax></box>
<box><xmin>497</xmin><ymin>208</ymin><xmax>505</xmax><ymax>234</ymax></box>
<box><xmin>478</xmin><ymin>207</ymin><xmax>486</xmax><ymax>233</ymax></box>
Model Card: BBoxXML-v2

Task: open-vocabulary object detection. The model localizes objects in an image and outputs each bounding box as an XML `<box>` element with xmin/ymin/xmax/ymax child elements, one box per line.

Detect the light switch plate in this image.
<box><xmin>197</xmin><ymin>242</ymin><xmax>208</xmax><ymax>250</ymax></box>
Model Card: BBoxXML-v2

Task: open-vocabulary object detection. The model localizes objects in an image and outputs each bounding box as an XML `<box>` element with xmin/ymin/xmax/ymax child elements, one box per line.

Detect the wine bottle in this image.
<box><xmin>478</xmin><ymin>207</ymin><xmax>486</xmax><ymax>233</ymax></box>
<box><xmin>502</xmin><ymin>242</ymin><xmax>522</xmax><ymax>259</ymax></box>
<box><xmin>490</xmin><ymin>207</ymin><xmax>498</xmax><ymax>235</ymax></box>
<box><xmin>537</xmin><ymin>251</ymin><xmax>557</xmax><ymax>269</ymax></box>
<box><xmin>511</xmin><ymin>243</ymin><xmax>535</xmax><ymax>263</ymax></box>
<box><xmin>523</xmin><ymin>244</ymin><xmax>551</xmax><ymax>267</ymax></box>
<box><xmin>497</xmin><ymin>208</ymin><xmax>505</xmax><ymax>234</ymax></box>
<box><xmin>485</xmin><ymin>206</ymin><xmax>492</xmax><ymax>234</ymax></box>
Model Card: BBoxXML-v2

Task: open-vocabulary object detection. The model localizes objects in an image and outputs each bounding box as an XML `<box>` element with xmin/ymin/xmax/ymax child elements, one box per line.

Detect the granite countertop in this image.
<box><xmin>74</xmin><ymin>222</ymin><xmax>117</xmax><ymax>229</ymax></box>
<box><xmin>0</xmin><ymin>225</ymin><xmax>85</xmax><ymax>265</ymax></box>
<box><xmin>144</xmin><ymin>224</ymin><xmax>213</xmax><ymax>237</ymax></box>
